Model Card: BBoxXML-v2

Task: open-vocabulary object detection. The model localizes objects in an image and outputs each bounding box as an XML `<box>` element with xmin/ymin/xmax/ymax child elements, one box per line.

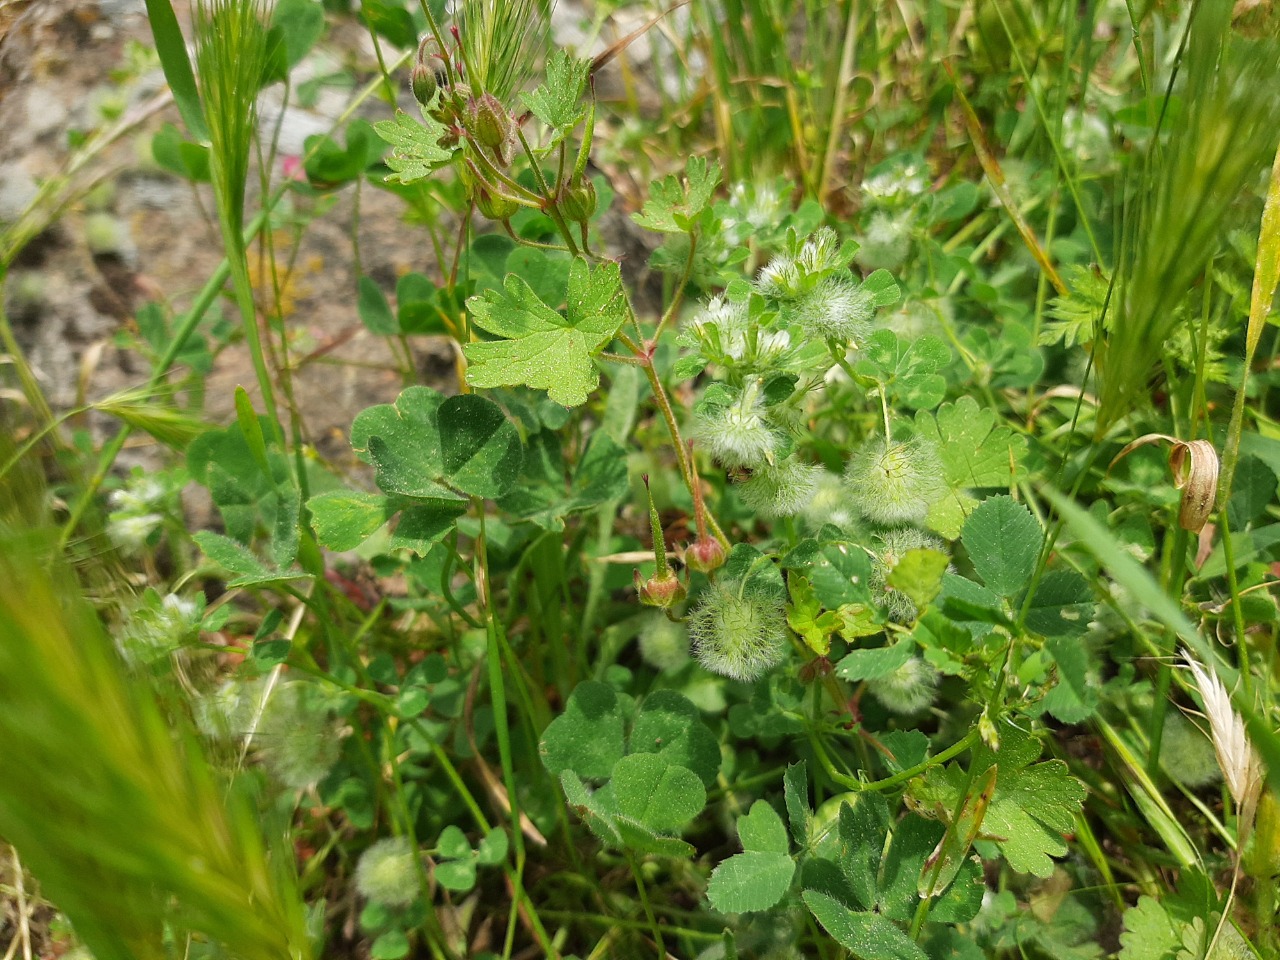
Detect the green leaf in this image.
<box><xmin>387</xmin><ymin>502</ymin><xmax>466</xmax><ymax>555</ymax></box>
<box><xmin>357</xmin><ymin>276</ymin><xmax>398</xmax><ymax>335</ymax></box>
<box><xmin>802</xmin><ymin>892</ymin><xmax>927</xmax><ymax>960</ymax></box>
<box><xmin>885</xmin><ymin>547</ymin><xmax>948</xmax><ymax>611</ymax></box>
<box><xmin>307</xmin><ymin>491</ymin><xmax>393</xmax><ymax>551</ymax></box>
<box><xmin>610</xmin><ymin>754</ymin><xmax>705</xmax><ymax>833</ymax></box>
<box><xmin>192</xmin><ymin>532</ymin><xmax>309</xmax><ymax>588</ymax></box>
<box><xmin>1118</xmin><ymin>896</ymin><xmax>1184</xmax><ymax>960</ymax></box>
<box><xmin>539</xmin><ymin>681</ymin><xmax>628</xmax><ymax>780</ymax></box>
<box><xmin>264</xmin><ymin>0</ymin><xmax>325</xmax><ymax>81</ymax></box>
<box><xmin>1022</xmin><ymin>570</ymin><xmax>1095</xmax><ymax>638</ymax></box>
<box><xmin>961</xmin><ymin>495</ymin><xmax>1042</xmax><ymax>599</ymax></box>
<box><xmin>520</xmin><ymin>50</ymin><xmax>589</xmax><ymax>139</ymax></box>
<box><xmin>807</xmin><ymin>541</ymin><xmax>874</xmax><ymax>609</ymax></box>
<box><xmin>433</xmin><ymin>859</ymin><xmax>476</xmax><ymax>892</ymax></box>
<box><xmin>629</xmin><ymin>691</ymin><xmax>721</xmax><ymax>788</ymax></box>
<box><xmin>374</xmin><ymin>109</ymin><xmax>455</xmax><ymax>184</ymax></box>
<box><xmin>350</xmin><ymin>386</ymin><xmax>523</xmax><ymax>500</ymax></box>
<box><xmin>914</xmin><ymin>396</ymin><xmax>1027</xmax><ymax>489</ymax></box>
<box><xmin>784</xmin><ymin>761</ymin><xmax>811</xmax><ymax>848</ymax></box>
<box><xmin>631</xmin><ymin>156</ymin><xmax>722</xmax><ymax>233</ymax></box>
<box><xmin>143</xmin><ymin>0</ymin><xmax>206</xmax><ymax>140</ymax></box>
<box><xmin>854</xmin><ymin>330</ymin><xmax>949</xmax><ymax>410</ymax></box>
<box><xmin>836</xmin><ymin>795</ymin><xmax>890</xmax><ymax>910</ymax></box>
<box><xmin>475</xmin><ymin>828</ymin><xmax>508</xmax><ymax>866</ymax></box>
<box><xmin>835</xmin><ymin>641</ymin><xmax>915</xmax><ymax>682</ymax></box>
<box><xmin>722</xmin><ymin>543</ymin><xmax>787</xmax><ymax>604</ymax></box>
<box><xmin>437</xmin><ymin>825</ymin><xmax>471</xmax><ymax>860</ymax></box>
<box><xmin>464</xmin><ymin>259</ymin><xmax>627</xmax><ymax>407</ymax></box>
<box><xmin>738</xmin><ymin>800</ymin><xmax>790</xmax><ymax>854</ymax></box>
<box><xmin>370</xmin><ymin>930</ymin><xmax>410</xmax><ymax>960</ymax></box>
<box><xmin>907</xmin><ymin>719</ymin><xmax>1085</xmax><ymax>877</ymax></box>
<box><xmin>707</xmin><ymin>850</ymin><xmax>796</xmax><ymax>914</ymax></box>
<box><xmin>500</xmin><ymin>432</ymin><xmax>630</xmax><ymax>530</ymax></box>
<box><xmin>1039</xmin><ymin>635</ymin><xmax>1100</xmax><ymax>723</ymax></box>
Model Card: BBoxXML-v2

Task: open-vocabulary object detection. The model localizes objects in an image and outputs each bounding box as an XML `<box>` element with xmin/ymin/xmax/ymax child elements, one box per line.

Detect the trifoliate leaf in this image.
<box><xmin>961</xmin><ymin>495</ymin><xmax>1042</xmax><ymax>599</ymax></box>
<box><xmin>374</xmin><ymin>108</ymin><xmax>455</xmax><ymax>184</ymax></box>
<box><xmin>707</xmin><ymin>801</ymin><xmax>795</xmax><ymax>913</ymax></box>
<box><xmin>914</xmin><ymin>396</ymin><xmax>1027</xmax><ymax>489</ymax></box>
<box><xmin>631</xmin><ymin>156</ymin><xmax>722</xmax><ymax>233</ymax></box>
<box><xmin>464</xmin><ymin>258</ymin><xmax>627</xmax><ymax>406</ymax></box>
<box><xmin>854</xmin><ymin>330</ymin><xmax>950</xmax><ymax>411</ymax></box>
<box><xmin>520</xmin><ymin>50</ymin><xmax>589</xmax><ymax>140</ymax></box>
<box><xmin>802</xmin><ymin>892</ymin><xmax>927</xmax><ymax>960</ymax></box>
<box><xmin>307</xmin><ymin>491</ymin><xmax>393</xmax><ymax>551</ymax></box>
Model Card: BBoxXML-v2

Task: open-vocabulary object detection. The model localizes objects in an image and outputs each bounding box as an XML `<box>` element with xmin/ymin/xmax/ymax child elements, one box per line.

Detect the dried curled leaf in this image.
<box><xmin>1109</xmin><ymin>435</ymin><xmax>1220</xmax><ymax>532</ymax></box>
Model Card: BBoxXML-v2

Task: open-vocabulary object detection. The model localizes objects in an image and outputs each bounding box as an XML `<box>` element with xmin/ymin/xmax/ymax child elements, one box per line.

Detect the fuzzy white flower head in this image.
<box><xmin>258</xmin><ymin>681</ymin><xmax>344</xmax><ymax>791</ymax></box>
<box><xmin>1181</xmin><ymin>650</ymin><xmax>1264</xmax><ymax>814</ymax></box>
<box><xmin>694</xmin><ymin>383</ymin><xmax>776</xmax><ymax>469</ymax></box>
<box><xmin>689</xmin><ymin>582</ymin><xmax>788</xmax><ymax>682</ymax></box>
<box><xmin>855</xmin><ymin>211</ymin><xmax>912</xmax><ymax>272</ymax></box>
<box><xmin>866</xmin><ymin>656</ymin><xmax>940</xmax><ymax>714</ymax></box>
<box><xmin>863</xmin><ymin>161</ymin><xmax>928</xmax><ymax>204</ymax></box>
<box><xmin>803</xmin><ymin>472</ymin><xmax>860</xmax><ymax>532</ymax></box>
<box><xmin>638</xmin><ymin>614</ymin><xmax>690</xmax><ymax>671</ymax></box>
<box><xmin>793</xmin><ymin>277</ymin><xmax>876</xmax><ymax>343</ymax></box>
<box><xmin>845</xmin><ymin>435</ymin><xmax>946</xmax><ymax>525</ymax></box>
<box><xmin>108</xmin><ymin>512</ymin><xmax>163</xmax><ymax>550</ymax></box>
<box><xmin>355</xmin><ymin>836</ymin><xmax>419</xmax><ymax>907</ymax></box>
<box><xmin>721</xmin><ymin>182</ymin><xmax>784</xmax><ymax>242</ymax></box>
<box><xmin>869</xmin><ymin>526</ymin><xmax>946</xmax><ymax>622</ymax></box>
<box><xmin>691</xmin><ymin>295</ymin><xmax>749</xmax><ymax>338</ymax></box>
<box><xmin>756</xmin><ymin>253</ymin><xmax>803</xmax><ymax>300</ymax></box>
<box><xmin>795</xmin><ymin>226</ymin><xmax>843</xmax><ymax>276</ymax></box>
<box><xmin>738</xmin><ymin>456</ymin><xmax>823</xmax><ymax>518</ymax></box>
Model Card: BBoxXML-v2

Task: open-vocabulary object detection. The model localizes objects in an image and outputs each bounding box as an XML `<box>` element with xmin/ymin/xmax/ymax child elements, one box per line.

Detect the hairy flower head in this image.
<box><xmin>638</xmin><ymin>614</ymin><xmax>691</xmax><ymax>671</ymax></box>
<box><xmin>689</xmin><ymin>582</ymin><xmax>788</xmax><ymax>682</ymax></box>
<box><xmin>855</xmin><ymin>211</ymin><xmax>911</xmax><ymax>272</ymax></box>
<box><xmin>866</xmin><ymin>656</ymin><xmax>940</xmax><ymax>715</ymax></box>
<box><xmin>355</xmin><ymin>836</ymin><xmax>419</xmax><ymax>907</ymax></box>
<box><xmin>737</xmin><ymin>456</ymin><xmax>823</xmax><ymax>518</ymax></box>
<box><xmin>803</xmin><ymin>472</ymin><xmax>861</xmax><ymax>533</ymax></box>
<box><xmin>845</xmin><ymin>434</ymin><xmax>945</xmax><ymax>526</ymax></box>
<box><xmin>792</xmin><ymin>277</ymin><xmax>877</xmax><ymax>343</ymax></box>
<box><xmin>694</xmin><ymin>384</ymin><xmax>777</xmax><ymax>468</ymax></box>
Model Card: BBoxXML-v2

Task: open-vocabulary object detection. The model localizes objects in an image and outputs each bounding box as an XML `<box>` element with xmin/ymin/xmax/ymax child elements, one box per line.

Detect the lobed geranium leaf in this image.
<box><xmin>373</xmin><ymin>108</ymin><xmax>455</xmax><ymax>184</ymax></box>
<box><xmin>520</xmin><ymin>50</ymin><xmax>589</xmax><ymax>141</ymax></box>
<box><xmin>914</xmin><ymin>396</ymin><xmax>1028</xmax><ymax>490</ymax></box>
<box><xmin>464</xmin><ymin>259</ymin><xmax>627</xmax><ymax>407</ymax></box>
<box><xmin>631</xmin><ymin>156</ymin><xmax>721</xmax><ymax>233</ymax></box>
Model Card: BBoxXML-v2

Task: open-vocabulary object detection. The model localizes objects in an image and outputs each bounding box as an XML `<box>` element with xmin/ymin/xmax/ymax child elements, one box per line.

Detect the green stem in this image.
<box><xmin>626</xmin><ymin>854</ymin><xmax>666</xmax><ymax>958</ymax></box>
<box><xmin>1147</xmin><ymin>524</ymin><xmax>1189</xmax><ymax>776</ymax></box>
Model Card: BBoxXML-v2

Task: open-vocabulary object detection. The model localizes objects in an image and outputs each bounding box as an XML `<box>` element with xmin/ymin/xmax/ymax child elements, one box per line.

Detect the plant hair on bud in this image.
<box><xmin>688</xmin><ymin>580</ymin><xmax>788</xmax><ymax>682</ymax></box>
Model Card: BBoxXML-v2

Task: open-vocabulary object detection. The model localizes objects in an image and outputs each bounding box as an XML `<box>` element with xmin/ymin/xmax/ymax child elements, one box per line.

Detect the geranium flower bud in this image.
<box><xmin>469</xmin><ymin>92</ymin><xmax>513</xmax><ymax>152</ymax></box>
<box><xmin>411</xmin><ymin>61</ymin><xmax>438</xmax><ymax>107</ymax></box>
<box><xmin>475</xmin><ymin>185</ymin><xmax>519</xmax><ymax>221</ymax></box>
<box><xmin>561</xmin><ymin>176</ymin><xmax>597</xmax><ymax>223</ymax></box>
<box><xmin>635</xmin><ymin>475</ymin><xmax>686</xmax><ymax>609</ymax></box>
<box><xmin>684</xmin><ymin>536</ymin><xmax>725</xmax><ymax>574</ymax></box>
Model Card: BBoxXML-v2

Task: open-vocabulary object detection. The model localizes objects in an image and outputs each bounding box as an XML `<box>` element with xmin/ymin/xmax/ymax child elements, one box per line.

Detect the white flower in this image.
<box><xmin>845</xmin><ymin>435</ymin><xmax>946</xmax><ymax>525</ymax></box>
<box><xmin>108</xmin><ymin>512</ymin><xmax>163</xmax><ymax>550</ymax></box>
<box><xmin>694</xmin><ymin>383</ymin><xmax>776</xmax><ymax>468</ymax></box>
<box><xmin>855</xmin><ymin>211</ymin><xmax>912</xmax><ymax>272</ymax></box>
<box><xmin>756</xmin><ymin>254</ymin><xmax>803</xmax><ymax>299</ymax></box>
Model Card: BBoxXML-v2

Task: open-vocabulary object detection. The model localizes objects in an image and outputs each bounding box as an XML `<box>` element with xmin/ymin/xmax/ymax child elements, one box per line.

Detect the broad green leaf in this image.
<box><xmin>877</xmin><ymin>815</ymin><xmax>979</xmax><ymax>921</ymax></box>
<box><xmin>264</xmin><ymin>0</ymin><xmax>325</xmax><ymax>81</ymax></box>
<box><xmin>610</xmin><ymin>754</ymin><xmax>705</xmax><ymax>833</ymax></box>
<box><xmin>802</xmin><ymin>892</ymin><xmax>927</xmax><ymax>960</ymax></box>
<box><xmin>436</xmin><ymin>825</ymin><xmax>471</xmax><ymax>860</ymax></box>
<box><xmin>784</xmin><ymin>761</ymin><xmax>811</xmax><ymax>848</ymax></box>
<box><xmin>520</xmin><ymin>50</ymin><xmax>589</xmax><ymax>139</ymax></box>
<box><xmin>707</xmin><ymin>851</ymin><xmax>795</xmax><ymax>914</ymax></box>
<box><xmin>961</xmin><ymin>495</ymin><xmax>1042</xmax><ymax>599</ymax></box>
<box><xmin>787</xmin><ymin>575</ymin><xmax>844</xmax><ymax>656</ymax></box>
<box><xmin>629</xmin><ymin>690</ymin><xmax>721</xmax><ymax>787</ymax></box>
<box><xmin>1038</xmin><ymin>635</ymin><xmax>1099</xmax><ymax>723</ymax></box>
<box><xmin>722</xmin><ymin>542</ymin><xmax>787</xmax><ymax>604</ymax></box>
<box><xmin>370</xmin><ymin>930</ymin><xmax>410</xmax><ymax>960</ymax></box>
<box><xmin>631</xmin><ymin>156</ymin><xmax>722</xmax><ymax>233</ymax></box>
<box><xmin>885</xmin><ymin>547</ymin><xmax>948</xmax><ymax>611</ymax></box>
<box><xmin>350</xmin><ymin>386</ymin><xmax>523</xmax><ymax>500</ymax></box>
<box><xmin>386</xmin><ymin>502</ymin><xmax>467</xmax><ymax>555</ymax></box>
<box><xmin>464</xmin><ymin>259</ymin><xmax>627</xmax><ymax>407</ymax></box>
<box><xmin>737</xmin><ymin>800</ymin><xmax>790</xmax><ymax>854</ymax></box>
<box><xmin>433</xmin><ymin>860</ymin><xmax>475</xmax><ymax>892</ymax></box>
<box><xmin>835</xmin><ymin>641</ymin><xmax>915</xmax><ymax>682</ymax></box>
<box><xmin>910</xmin><ymin>610</ymin><xmax>975</xmax><ymax>677</ymax></box>
<box><xmin>475</xmin><ymin>828</ymin><xmax>508</xmax><ymax>866</ymax></box>
<box><xmin>1022</xmin><ymin>570</ymin><xmax>1095</xmax><ymax>638</ymax></box>
<box><xmin>374</xmin><ymin>109</ymin><xmax>455</xmax><ymax>184</ymax></box>
<box><xmin>807</xmin><ymin>541</ymin><xmax>874</xmax><ymax>609</ymax></box>
<box><xmin>559</xmin><ymin>771</ymin><xmax>623</xmax><ymax>847</ymax></box>
<box><xmin>836</xmin><ymin>795</ymin><xmax>890</xmax><ymax>910</ymax></box>
<box><xmin>907</xmin><ymin>719</ymin><xmax>1085</xmax><ymax>877</ymax></box>
<box><xmin>539</xmin><ymin>681</ymin><xmax>628</xmax><ymax>780</ymax></box>
<box><xmin>357</xmin><ymin>276</ymin><xmax>397</xmax><ymax>335</ymax></box>
<box><xmin>192</xmin><ymin>532</ymin><xmax>310</xmax><ymax>588</ymax></box>
<box><xmin>914</xmin><ymin>396</ymin><xmax>1027</xmax><ymax>489</ymax></box>
<box><xmin>307</xmin><ymin>491</ymin><xmax>392</xmax><ymax>551</ymax></box>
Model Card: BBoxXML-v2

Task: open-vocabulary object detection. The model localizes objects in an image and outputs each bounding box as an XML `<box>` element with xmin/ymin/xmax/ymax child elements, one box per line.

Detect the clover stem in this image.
<box><xmin>626</xmin><ymin>852</ymin><xmax>667</xmax><ymax>958</ymax></box>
